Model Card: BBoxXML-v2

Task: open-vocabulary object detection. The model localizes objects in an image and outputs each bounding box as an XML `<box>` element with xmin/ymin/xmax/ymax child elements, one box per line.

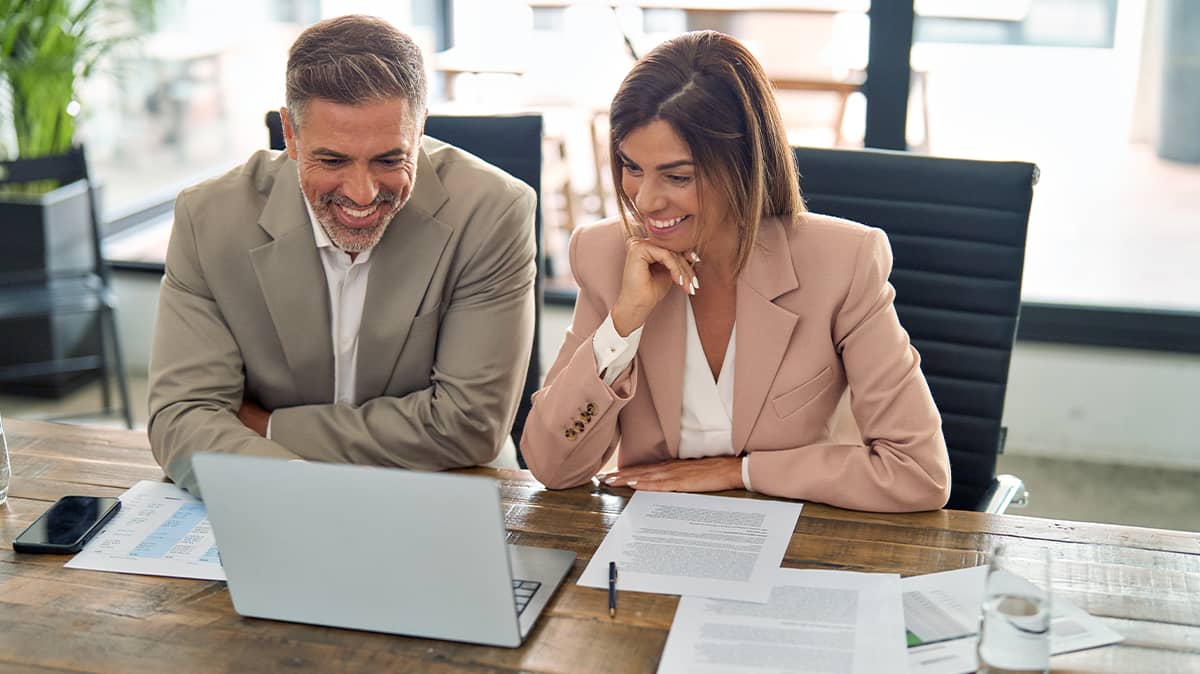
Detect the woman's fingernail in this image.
<box><xmin>678</xmin><ymin>274</ymin><xmax>684</xmax><ymax>286</ymax></box>
<box><xmin>627</xmin><ymin>480</ymin><xmax>638</xmax><ymax>486</ymax></box>
<box><xmin>691</xmin><ymin>252</ymin><xmax>701</xmax><ymax>262</ymax></box>
<box><xmin>604</xmin><ymin>476</ymin><xmax>617</xmax><ymax>485</ymax></box>
<box><xmin>692</xmin><ymin>276</ymin><xmax>700</xmax><ymax>290</ymax></box>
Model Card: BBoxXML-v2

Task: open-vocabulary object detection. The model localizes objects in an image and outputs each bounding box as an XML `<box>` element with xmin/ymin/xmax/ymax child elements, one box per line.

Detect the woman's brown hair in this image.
<box><xmin>609</xmin><ymin>30</ymin><xmax>803</xmax><ymax>274</ymax></box>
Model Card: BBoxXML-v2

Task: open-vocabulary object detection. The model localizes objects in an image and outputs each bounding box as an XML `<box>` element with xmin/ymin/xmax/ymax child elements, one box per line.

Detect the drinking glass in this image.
<box><xmin>0</xmin><ymin>412</ymin><xmax>10</xmax><ymax>507</ymax></box>
<box><xmin>977</xmin><ymin>544</ymin><xmax>1052</xmax><ymax>674</ymax></box>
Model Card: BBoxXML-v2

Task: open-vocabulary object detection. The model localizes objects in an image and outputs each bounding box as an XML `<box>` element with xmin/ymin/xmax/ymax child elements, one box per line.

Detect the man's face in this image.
<box><xmin>282</xmin><ymin>96</ymin><xmax>423</xmax><ymax>254</ymax></box>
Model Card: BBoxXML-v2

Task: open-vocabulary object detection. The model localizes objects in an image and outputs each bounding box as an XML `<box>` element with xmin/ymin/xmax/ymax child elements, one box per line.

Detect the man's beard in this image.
<box><xmin>314</xmin><ymin>191</ymin><xmax>406</xmax><ymax>254</ymax></box>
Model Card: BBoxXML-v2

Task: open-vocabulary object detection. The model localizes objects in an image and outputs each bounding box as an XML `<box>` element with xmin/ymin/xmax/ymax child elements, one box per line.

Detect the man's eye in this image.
<box><xmin>318</xmin><ymin>158</ymin><xmax>345</xmax><ymax>167</ymax></box>
<box><xmin>377</xmin><ymin>159</ymin><xmax>402</xmax><ymax>168</ymax></box>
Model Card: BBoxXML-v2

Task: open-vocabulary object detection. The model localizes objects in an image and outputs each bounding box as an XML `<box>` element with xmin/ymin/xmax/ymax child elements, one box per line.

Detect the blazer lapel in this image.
<box><xmin>732</xmin><ymin>218</ymin><xmax>800</xmax><ymax>451</ymax></box>
<box><xmin>355</xmin><ymin>147</ymin><xmax>452</xmax><ymax>400</ymax></box>
<box><xmin>249</xmin><ymin>162</ymin><xmax>334</xmax><ymax>401</ymax></box>
<box><xmin>640</xmin><ymin>286</ymin><xmax>686</xmax><ymax>457</ymax></box>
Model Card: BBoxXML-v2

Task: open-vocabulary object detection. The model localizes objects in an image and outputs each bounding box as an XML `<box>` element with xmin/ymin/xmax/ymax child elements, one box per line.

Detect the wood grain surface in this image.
<box><xmin>1</xmin><ymin>419</ymin><xmax>1196</xmax><ymax>673</ymax></box>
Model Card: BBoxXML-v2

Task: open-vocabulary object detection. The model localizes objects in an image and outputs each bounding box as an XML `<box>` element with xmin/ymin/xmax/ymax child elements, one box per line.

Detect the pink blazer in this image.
<box><xmin>521</xmin><ymin>213</ymin><xmax>951</xmax><ymax>512</ymax></box>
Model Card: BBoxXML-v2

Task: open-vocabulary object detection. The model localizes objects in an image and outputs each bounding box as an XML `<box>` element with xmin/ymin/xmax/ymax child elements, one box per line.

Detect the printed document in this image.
<box><xmin>579</xmin><ymin>491</ymin><xmax>802</xmax><ymax>602</ymax></box>
<box><xmin>657</xmin><ymin>569</ymin><xmax>907</xmax><ymax>674</ymax></box>
<box><xmin>66</xmin><ymin>480</ymin><xmax>225</xmax><ymax>581</ymax></box>
<box><xmin>904</xmin><ymin>565</ymin><xmax>1123</xmax><ymax>674</ymax></box>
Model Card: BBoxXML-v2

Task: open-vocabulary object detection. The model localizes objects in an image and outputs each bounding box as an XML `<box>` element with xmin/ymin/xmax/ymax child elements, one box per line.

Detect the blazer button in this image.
<box><xmin>573</xmin><ymin>420</ymin><xmax>585</xmax><ymax>432</ymax></box>
<box><xmin>565</xmin><ymin>428</ymin><xmax>577</xmax><ymax>440</ymax></box>
<box><xmin>586</xmin><ymin>402</ymin><xmax>598</xmax><ymax>414</ymax></box>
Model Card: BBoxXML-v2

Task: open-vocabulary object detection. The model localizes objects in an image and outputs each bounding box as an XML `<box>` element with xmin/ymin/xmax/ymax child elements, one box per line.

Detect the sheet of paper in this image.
<box><xmin>657</xmin><ymin>568</ymin><xmax>907</xmax><ymax>674</ymax></box>
<box><xmin>903</xmin><ymin>565</ymin><xmax>1124</xmax><ymax>674</ymax></box>
<box><xmin>579</xmin><ymin>491</ymin><xmax>802</xmax><ymax>602</ymax></box>
<box><xmin>66</xmin><ymin>480</ymin><xmax>225</xmax><ymax>581</ymax></box>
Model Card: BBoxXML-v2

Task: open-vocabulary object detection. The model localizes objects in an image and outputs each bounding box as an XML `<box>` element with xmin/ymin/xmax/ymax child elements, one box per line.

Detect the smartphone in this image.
<box><xmin>12</xmin><ymin>495</ymin><xmax>121</xmax><ymax>554</ymax></box>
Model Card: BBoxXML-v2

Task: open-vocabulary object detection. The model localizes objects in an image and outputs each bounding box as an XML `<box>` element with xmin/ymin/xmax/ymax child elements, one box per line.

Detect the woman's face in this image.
<box><xmin>618</xmin><ymin>119</ymin><xmax>725</xmax><ymax>254</ymax></box>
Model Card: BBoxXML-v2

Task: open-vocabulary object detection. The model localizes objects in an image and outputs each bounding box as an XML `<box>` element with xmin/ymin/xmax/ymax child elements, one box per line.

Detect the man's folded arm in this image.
<box><xmin>269</xmin><ymin>187</ymin><xmax>537</xmax><ymax>470</ymax></box>
<box><xmin>148</xmin><ymin>196</ymin><xmax>300</xmax><ymax>496</ymax></box>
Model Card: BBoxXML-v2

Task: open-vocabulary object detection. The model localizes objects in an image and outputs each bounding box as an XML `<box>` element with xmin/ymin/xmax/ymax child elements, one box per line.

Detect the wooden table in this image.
<box><xmin>1</xmin><ymin>419</ymin><xmax>1197</xmax><ymax>673</ymax></box>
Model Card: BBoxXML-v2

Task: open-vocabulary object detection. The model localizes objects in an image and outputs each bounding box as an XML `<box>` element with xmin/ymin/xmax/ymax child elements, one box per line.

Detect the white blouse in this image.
<box><xmin>592</xmin><ymin>302</ymin><xmax>752</xmax><ymax>490</ymax></box>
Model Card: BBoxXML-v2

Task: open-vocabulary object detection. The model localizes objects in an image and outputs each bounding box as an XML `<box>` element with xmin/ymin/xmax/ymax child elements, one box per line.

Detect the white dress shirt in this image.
<box><xmin>266</xmin><ymin>200</ymin><xmax>373</xmax><ymax>438</ymax></box>
<box><xmin>592</xmin><ymin>301</ymin><xmax>751</xmax><ymax>490</ymax></box>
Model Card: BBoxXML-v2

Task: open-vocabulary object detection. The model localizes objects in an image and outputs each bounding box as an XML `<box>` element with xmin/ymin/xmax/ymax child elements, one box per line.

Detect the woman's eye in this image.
<box><xmin>667</xmin><ymin>174</ymin><xmax>693</xmax><ymax>185</ymax></box>
<box><xmin>622</xmin><ymin>163</ymin><xmax>643</xmax><ymax>176</ymax></box>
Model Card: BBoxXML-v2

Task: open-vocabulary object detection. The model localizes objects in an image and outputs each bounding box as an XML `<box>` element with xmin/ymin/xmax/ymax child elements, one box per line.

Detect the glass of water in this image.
<box><xmin>0</xmin><ymin>412</ymin><xmax>10</xmax><ymax>507</ymax></box>
<box><xmin>977</xmin><ymin>543</ymin><xmax>1052</xmax><ymax>674</ymax></box>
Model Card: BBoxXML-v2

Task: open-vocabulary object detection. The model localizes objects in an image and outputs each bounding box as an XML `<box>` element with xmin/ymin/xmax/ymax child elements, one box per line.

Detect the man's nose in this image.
<box><xmin>342</xmin><ymin>167</ymin><xmax>379</xmax><ymax>206</ymax></box>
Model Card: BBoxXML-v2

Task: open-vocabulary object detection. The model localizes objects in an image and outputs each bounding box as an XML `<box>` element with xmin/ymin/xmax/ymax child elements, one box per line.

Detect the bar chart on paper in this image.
<box><xmin>65</xmin><ymin>480</ymin><xmax>226</xmax><ymax>580</ymax></box>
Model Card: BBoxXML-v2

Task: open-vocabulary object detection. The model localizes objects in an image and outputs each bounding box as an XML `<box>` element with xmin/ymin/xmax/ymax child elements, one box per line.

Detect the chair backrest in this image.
<box><xmin>265</xmin><ymin>111</ymin><xmax>545</xmax><ymax>463</ymax></box>
<box><xmin>0</xmin><ymin>146</ymin><xmax>106</xmax><ymax>286</ymax></box>
<box><xmin>793</xmin><ymin>146</ymin><xmax>1037</xmax><ymax>511</ymax></box>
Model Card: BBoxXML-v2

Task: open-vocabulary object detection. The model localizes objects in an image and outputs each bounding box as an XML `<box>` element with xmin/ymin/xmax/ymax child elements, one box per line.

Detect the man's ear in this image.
<box><xmin>280</xmin><ymin>106</ymin><xmax>299</xmax><ymax>160</ymax></box>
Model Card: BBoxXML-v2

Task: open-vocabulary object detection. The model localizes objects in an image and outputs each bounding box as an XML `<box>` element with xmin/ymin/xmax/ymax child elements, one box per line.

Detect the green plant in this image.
<box><xmin>0</xmin><ymin>0</ymin><xmax>152</xmax><ymax>162</ymax></box>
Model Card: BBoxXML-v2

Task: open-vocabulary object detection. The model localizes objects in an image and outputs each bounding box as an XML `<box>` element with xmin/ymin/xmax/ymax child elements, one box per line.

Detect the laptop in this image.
<box><xmin>191</xmin><ymin>453</ymin><xmax>575</xmax><ymax>647</ymax></box>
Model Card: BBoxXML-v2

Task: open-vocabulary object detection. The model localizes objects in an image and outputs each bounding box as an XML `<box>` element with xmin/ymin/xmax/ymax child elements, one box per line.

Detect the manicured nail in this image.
<box><xmin>690</xmin><ymin>252</ymin><xmax>701</xmax><ymax>262</ymax></box>
<box><xmin>688</xmin><ymin>283</ymin><xmax>695</xmax><ymax>296</ymax></box>
<box><xmin>678</xmin><ymin>274</ymin><xmax>685</xmax><ymax>287</ymax></box>
<box><xmin>691</xmin><ymin>276</ymin><xmax>700</xmax><ymax>290</ymax></box>
<box><xmin>627</xmin><ymin>480</ymin><xmax>638</xmax><ymax>486</ymax></box>
<box><xmin>604</xmin><ymin>476</ymin><xmax>617</xmax><ymax>485</ymax></box>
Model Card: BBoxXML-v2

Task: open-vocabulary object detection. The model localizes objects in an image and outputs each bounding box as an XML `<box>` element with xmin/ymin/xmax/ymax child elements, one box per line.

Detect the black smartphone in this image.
<box><xmin>12</xmin><ymin>495</ymin><xmax>122</xmax><ymax>554</ymax></box>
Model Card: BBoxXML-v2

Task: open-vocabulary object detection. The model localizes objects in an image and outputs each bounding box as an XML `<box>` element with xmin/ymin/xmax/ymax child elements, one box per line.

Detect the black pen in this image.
<box><xmin>608</xmin><ymin>561</ymin><xmax>618</xmax><ymax>617</ymax></box>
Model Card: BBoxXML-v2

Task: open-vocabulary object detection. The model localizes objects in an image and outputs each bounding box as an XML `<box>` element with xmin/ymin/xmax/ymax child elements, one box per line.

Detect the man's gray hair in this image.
<box><xmin>285</xmin><ymin>15</ymin><xmax>427</xmax><ymax>127</ymax></box>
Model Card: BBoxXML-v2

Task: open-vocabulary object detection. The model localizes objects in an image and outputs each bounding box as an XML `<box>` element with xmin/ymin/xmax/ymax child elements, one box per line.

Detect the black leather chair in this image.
<box><xmin>0</xmin><ymin>146</ymin><xmax>134</xmax><ymax>428</ymax></box>
<box><xmin>266</xmin><ymin>111</ymin><xmax>544</xmax><ymax>466</ymax></box>
<box><xmin>793</xmin><ymin>146</ymin><xmax>1038</xmax><ymax>513</ymax></box>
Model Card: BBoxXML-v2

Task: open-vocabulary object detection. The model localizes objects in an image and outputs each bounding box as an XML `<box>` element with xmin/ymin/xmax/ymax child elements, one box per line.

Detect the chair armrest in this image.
<box><xmin>979</xmin><ymin>474</ymin><xmax>1029</xmax><ymax>514</ymax></box>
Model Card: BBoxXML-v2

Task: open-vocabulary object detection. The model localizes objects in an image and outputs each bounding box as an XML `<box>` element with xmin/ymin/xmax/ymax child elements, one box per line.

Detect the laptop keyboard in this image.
<box><xmin>512</xmin><ymin>579</ymin><xmax>542</xmax><ymax>615</ymax></box>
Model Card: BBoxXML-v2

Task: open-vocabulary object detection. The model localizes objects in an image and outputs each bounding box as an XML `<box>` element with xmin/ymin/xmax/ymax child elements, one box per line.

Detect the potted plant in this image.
<box><xmin>0</xmin><ymin>0</ymin><xmax>151</xmax><ymax>396</ymax></box>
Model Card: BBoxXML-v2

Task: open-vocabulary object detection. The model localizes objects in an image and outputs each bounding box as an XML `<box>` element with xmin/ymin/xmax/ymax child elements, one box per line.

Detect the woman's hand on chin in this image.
<box><xmin>611</xmin><ymin>239</ymin><xmax>699</xmax><ymax>336</ymax></box>
<box><xmin>598</xmin><ymin>456</ymin><xmax>743</xmax><ymax>493</ymax></box>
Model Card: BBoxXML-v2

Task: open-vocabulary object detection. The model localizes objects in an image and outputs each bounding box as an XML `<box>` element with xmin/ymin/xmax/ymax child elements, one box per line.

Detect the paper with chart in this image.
<box><xmin>65</xmin><ymin>480</ymin><xmax>225</xmax><ymax>581</ymax></box>
<box><xmin>904</xmin><ymin>565</ymin><xmax>1123</xmax><ymax>674</ymax></box>
<box><xmin>657</xmin><ymin>569</ymin><xmax>907</xmax><ymax>674</ymax></box>
<box><xmin>578</xmin><ymin>491</ymin><xmax>802</xmax><ymax>603</ymax></box>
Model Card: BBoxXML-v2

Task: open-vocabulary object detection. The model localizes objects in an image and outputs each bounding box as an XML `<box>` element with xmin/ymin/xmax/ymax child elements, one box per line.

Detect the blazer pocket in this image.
<box><xmin>772</xmin><ymin>367</ymin><xmax>835</xmax><ymax>419</ymax></box>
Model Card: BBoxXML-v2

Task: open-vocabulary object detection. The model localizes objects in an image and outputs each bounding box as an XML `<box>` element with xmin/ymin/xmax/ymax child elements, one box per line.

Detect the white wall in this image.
<box><xmin>1002</xmin><ymin>342</ymin><xmax>1200</xmax><ymax>469</ymax></box>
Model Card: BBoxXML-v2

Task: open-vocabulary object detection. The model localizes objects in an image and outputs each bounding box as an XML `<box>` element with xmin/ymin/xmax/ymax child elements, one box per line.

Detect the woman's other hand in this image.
<box><xmin>598</xmin><ymin>456</ymin><xmax>742</xmax><ymax>493</ymax></box>
<box><xmin>611</xmin><ymin>239</ymin><xmax>699</xmax><ymax>336</ymax></box>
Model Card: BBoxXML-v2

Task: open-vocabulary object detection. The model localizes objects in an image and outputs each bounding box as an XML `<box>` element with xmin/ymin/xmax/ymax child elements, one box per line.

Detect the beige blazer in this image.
<box><xmin>521</xmin><ymin>214</ymin><xmax>950</xmax><ymax>512</ymax></box>
<box><xmin>149</xmin><ymin>139</ymin><xmax>537</xmax><ymax>495</ymax></box>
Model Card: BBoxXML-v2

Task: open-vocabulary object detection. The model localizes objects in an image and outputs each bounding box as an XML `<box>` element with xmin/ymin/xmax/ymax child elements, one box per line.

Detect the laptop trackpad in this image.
<box><xmin>508</xmin><ymin>544</ymin><xmax>575</xmax><ymax>637</ymax></box>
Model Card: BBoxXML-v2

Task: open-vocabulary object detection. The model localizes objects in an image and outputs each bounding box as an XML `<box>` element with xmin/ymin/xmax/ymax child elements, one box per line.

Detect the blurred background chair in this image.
<box><xmin>793</xmin><ymin>145</ymin><xmax>1038</xmax><ymax>513</ymax></box>
<box><xmin>267</xmin><ymin>111</ymin><xmax>544</xmax><ymax>466</ymax></box>
<box><xmin>0</xmin><ymin>147</ymin><xmax>134</xmax><ymax>428</ymax></box>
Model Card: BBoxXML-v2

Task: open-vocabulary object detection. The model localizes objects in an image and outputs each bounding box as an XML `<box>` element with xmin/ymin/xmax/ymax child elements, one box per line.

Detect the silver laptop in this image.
<box><xmin>191</xmin><ymin>453</ymin><xmax>575</xmax><ymax>647</ymax></box>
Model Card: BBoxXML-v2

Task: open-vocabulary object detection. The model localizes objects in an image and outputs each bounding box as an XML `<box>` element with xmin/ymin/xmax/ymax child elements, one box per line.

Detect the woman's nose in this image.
<box><xmin>634</xmin><ymin>179</ymin><xmax>665</xmax><ymax>214</ymax></box>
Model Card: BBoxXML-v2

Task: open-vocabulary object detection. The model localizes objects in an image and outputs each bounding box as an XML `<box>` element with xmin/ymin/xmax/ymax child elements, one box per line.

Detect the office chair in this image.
<box><xmin>793</xmin><ymin>146</ymin><xmax>1038</xmax><ymax>513</ymax></box>
<box><xmin>0</xmin><ymin>146</ymin><xmax>135</xmax><ymax>428</ymax></box>
<box><xmin>266</xmin><ymin>111</ymin><xmax>544</xmax><ymax>466</ymax></box>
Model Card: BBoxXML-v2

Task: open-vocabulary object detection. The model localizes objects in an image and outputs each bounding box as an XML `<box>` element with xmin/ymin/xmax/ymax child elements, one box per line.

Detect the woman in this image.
<box><xmin>521</xmin><ymin>31</ymin><xmax>950</xmax><ymax>512</ymax></box>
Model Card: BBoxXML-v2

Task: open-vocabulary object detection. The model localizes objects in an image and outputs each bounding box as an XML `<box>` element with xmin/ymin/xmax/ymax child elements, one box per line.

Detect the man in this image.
<box><xmin>148</xmin><ymin>15</ymin><xmax>536</xmax><ymax>495</ymax></box>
